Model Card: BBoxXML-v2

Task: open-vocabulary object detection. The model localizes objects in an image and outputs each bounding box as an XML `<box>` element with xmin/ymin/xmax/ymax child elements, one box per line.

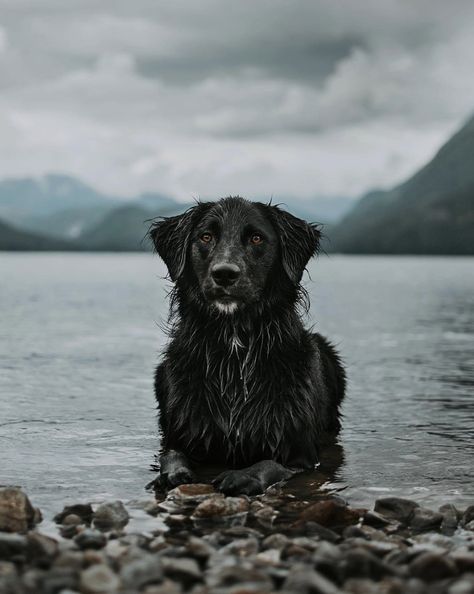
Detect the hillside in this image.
<box><xmin>330</xmin><ymin>114</ymin><xmax>474</xmax><ymax>254</ymax></box>
<box><xmin>0</xmin><ymin>218</ymin><xmax>74</xmax><ymax>251</ymax></box>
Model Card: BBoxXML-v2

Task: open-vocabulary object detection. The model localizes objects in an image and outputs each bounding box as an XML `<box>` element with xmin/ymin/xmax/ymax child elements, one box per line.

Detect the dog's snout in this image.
<box><xmin>211</xmin><ymin>263</ymin><xmax>241</xmax><ymax>287</ymax></box>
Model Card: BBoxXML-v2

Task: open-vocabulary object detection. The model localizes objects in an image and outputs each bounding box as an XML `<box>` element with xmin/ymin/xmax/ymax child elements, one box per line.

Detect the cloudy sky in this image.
<box><xmin>1</xmin><ymin>0</ymin><xmax>474</xmax><ymax>202</ymax></box>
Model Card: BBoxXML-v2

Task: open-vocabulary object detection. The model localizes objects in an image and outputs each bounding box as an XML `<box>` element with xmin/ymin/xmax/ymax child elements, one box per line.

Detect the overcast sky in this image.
<box><xmin>1</xmin><ymin>0</ymin><xmax>473</xmax><ymax>201</ymax></box>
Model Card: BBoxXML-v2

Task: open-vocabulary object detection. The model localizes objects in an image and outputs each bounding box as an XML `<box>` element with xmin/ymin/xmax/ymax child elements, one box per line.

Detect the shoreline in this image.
<box><xmin>1</xmin><ymin>484</ymin><xmax>473</xmax><ymax>594</ymax></box>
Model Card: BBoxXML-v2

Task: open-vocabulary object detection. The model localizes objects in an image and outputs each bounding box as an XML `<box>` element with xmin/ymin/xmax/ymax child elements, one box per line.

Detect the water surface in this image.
<box><xmin>0</xmin><ymin>253</ymin><xmax>473</xmax><ymax>517</ymax></box>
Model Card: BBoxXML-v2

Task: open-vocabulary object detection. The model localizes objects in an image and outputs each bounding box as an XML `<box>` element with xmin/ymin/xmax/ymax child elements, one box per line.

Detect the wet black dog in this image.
<box><xmin>149</xmin><ymin>197</ymin><xmax>345</xmax><ymax>495</ymax></box>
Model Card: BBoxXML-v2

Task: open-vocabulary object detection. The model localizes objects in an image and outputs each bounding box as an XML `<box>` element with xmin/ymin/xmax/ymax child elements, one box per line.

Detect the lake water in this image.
<box><xmin>1</xmin><ymin>253</ymin><xmax>473</xmax><ymax>519</ymax></box>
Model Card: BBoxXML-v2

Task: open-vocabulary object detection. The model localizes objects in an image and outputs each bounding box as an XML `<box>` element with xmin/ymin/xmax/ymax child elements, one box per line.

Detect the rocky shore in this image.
<box><xmin>1</xmin><ymin>484</ymin><xmax>473</xmax><ymax>594</ymax></box>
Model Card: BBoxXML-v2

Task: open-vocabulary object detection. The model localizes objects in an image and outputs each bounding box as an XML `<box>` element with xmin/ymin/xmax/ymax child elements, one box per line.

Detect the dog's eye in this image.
<box><xmin>250</xmin><ymin>234</ymin><xmax>263</xmax><ymax>245</ymax></box>
<box><xmin>200</xmin><ymin>232</ymin><xmax>213</xmax><ymax>243</ymax></box>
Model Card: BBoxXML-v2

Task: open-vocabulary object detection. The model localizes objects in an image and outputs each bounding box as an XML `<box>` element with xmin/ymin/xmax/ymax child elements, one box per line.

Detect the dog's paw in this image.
<box><xmin>164</xmin><ymin>467</ymin><xmax>197</xmax><ymax>489</ymax></box>
<box><xmin>213</xmin><ymin>470</ymin><xmax>263</xmax><ymax>496</ymax></box>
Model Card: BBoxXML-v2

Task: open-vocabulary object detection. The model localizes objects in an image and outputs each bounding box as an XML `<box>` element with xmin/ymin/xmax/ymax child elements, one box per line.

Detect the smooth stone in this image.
<box><xmin>262</xmin><ymin>533</ymin><xmax>290</xmax><ymax>550</ymax></box>
<box><xmin>159</xmin><ymin>484</ymin><xmax>215</xmax><ymax>514</ymax></box>
<box><xmin>304</xmin><ymin>522</ymin><xmax>340</xmax><ymax>543</ymax></box>
<box><xmin>461</xmin><ymin>506</ymin><xmax>474</xmax><ymax>527</ymax></box>
<box><xmin>192</xmin><ymin>495</ymin><xmax>249</xmax><ymax>528</ymax></box>
<box><xmin>26</xmin><ymin>532</ymin><xmax>59</xmax><ymax>567</ymax></box>
<box><xmin>255</xmin><ymin>548</ymin><xmax>281</xmax><ymax>564</ymax></box>
<box><xmin>54</xmin><ymin>503</ymin><xmax>93</xmax><ymax>526</ymax></box>
<box><xmin>340</xmin><ymin>548</ymin><xmax>397</xmax><ymax>580</ymax></box>
<box><xmin>219</xmin><ymin>537</ymin><xmax>259</xmax><ymax>557</ymax></box>
<box><xmin>93</xmin><ymin>501</ymin><xmax>129</xmax><ymax>532</ymax></box>
<box><xmin>284</xmin><ymin>567</ymin><xmax>344</xmax><ymax>594</ymax></box>
<box><xmin>205</xmin><ymin>565</ymin><xmax>273</xmax><ymax>591</ymax></box>
<box><xmin>120</xmin><ymin>554</ymin><xmax>164</xmax><ymax>590</ymax></box>
<box><xmin>374</xmin><ymin>497</ymin><xmax>420</xmax><ymax>523</ymax></box>
<box><xmin>161</xmin><ymin>557</ymin><xmax>202</xmax><ymax>586</ymax></box>
<box><xmin>0</xmin><ymin>533</ymin><xmax>27</xmax><ymax>560</ymax></box>
<box><xmin>40</xmin><ymin>567</ymin><xmax>79</xmax><ymax>593</ymax></box>
<box><xmin>53</xmin><ymin>551</ymin><xmax>84</xmax><ymax>571</ymax></box>
<box><xmin>143</xmin><ymin>578</ymin><xmax>183</xmax><ymax>594</ymax></box>
<box><xmin>410</xmin><ymin>552</ymin><xmax>458</xmax><ymax>581</ymax></box>
<box><xmin>0</xmin><ymin>487</ymin><xmax>37</xmax><ymax>533</ymax></box>
<box><xmin>63</xmin><ymin>514</ymin><xmax>83</xmax><ymax>526</ymax></box>
<box><xmin>185</xmin><ymin>536</ymin><xmax>215</xmax><ymax>560</ymax></box>
<box><xmin>298</xmin><ymin>499</ymin><xmax>363</xmax><ymax>528</ymax></box>
<box><xmin>74</xmin><ymin>529</ymin><xmax>107</xmax><ymax>550</ymax></box>
<box><xmin>80</xmin><ymin>563</ymin><xmax>121</xmax><ymax>594</ymax></box>
<box><xmin>449</xmin><ymin>577</ymin><xmax>474</xmax><ymax>594</ymax></box>
<box><xmin>409</xmin><ymin>508</ymin><xmax>443</xmax><ymax>533</ymax></box>
<box><xmin>439</xmin><ymin>504</ymin><xmax>460</xmax><ymax>536</ymax></box>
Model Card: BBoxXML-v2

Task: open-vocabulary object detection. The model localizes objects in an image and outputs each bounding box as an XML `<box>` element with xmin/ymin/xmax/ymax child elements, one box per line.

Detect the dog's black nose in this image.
<box><xmin>211</xmin><ymin>263</ymin><xmax>241</xmax><ymax>287</ymax></box>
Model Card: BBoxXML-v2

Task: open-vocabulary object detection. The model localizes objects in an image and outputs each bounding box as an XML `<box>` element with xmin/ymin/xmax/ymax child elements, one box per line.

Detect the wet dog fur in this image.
<box><xmin>149</xmin><ymin>196</ymin><xmax>345</xmax><ymax>495</ymax></box>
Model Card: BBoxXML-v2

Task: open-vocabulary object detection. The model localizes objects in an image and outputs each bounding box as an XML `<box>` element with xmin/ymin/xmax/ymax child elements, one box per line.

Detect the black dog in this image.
<box><xmin>149</xmin><ymin>197</ymin><xmax>345</xmax><ymax>495</ymax></box>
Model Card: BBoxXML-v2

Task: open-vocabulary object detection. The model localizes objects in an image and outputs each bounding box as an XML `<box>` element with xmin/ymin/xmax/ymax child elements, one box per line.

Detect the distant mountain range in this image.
<box><xmin>329</xmin><ymin>114</ymin><xmax>474</xmax><ymax>254</ymax></box>
<box><xmin>0</xmin><ymin>174</ymin><xmax>355</xmax><ymax>251</ymax></box>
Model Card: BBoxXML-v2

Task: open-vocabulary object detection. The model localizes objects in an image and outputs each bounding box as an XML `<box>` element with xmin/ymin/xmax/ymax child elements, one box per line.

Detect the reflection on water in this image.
<box><xmin>0</xmin><ymin>253</ymin><xmax>473</xmax><ymax>518</ymax></box>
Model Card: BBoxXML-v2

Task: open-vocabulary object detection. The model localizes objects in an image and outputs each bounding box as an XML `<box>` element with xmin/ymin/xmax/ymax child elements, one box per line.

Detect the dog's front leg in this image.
<box><xmin>213</xmin><ymin>460</ymin><xmax>297</xmax><ymax>495</ymax></box>
<box><xmin>158</xmin><ymin>449</ymin><xmax>196</xmax><ymax>489</ymax></box>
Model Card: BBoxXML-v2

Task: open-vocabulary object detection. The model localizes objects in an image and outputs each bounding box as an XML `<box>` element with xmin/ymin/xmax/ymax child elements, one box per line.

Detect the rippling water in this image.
<box><xmin>1</xmin><ymin>253</ymin><xmax>473</xmax><ymax>518</ymax></box>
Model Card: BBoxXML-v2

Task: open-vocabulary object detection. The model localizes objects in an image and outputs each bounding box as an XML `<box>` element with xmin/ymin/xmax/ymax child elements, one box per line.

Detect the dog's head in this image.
<box><xmin>150</xmin><ymin>197</ymin><xmax>320</xmax><ymax>314</ymax></box>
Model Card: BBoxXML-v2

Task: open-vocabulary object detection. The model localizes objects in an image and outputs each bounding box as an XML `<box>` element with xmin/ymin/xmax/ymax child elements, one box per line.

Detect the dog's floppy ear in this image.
<box><xmin>270</xmin><ymin>206</ymin><xmax>321</xmax><ymax>283</ymax></box>
<box><xmin>149</xmin><ymin>204</ymin><xmax>203</xmax><ymax>281</ymax></box>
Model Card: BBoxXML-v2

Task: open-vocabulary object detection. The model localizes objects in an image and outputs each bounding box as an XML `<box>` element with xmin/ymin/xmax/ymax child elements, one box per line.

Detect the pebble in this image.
<box><xmin>410</xmin><ymin>551</ymin><xmax>458</xmax><ymax>581</ymax></box>
<box><xmin>74</xmin><ymin>529</ymin><xmax>107</xmax><ymax>550</ymax></box>
<box><xmin>3</xmin><ymin>487</ymin><xmax>474</xmax><ymax>594</ymax></box>
<box><xmin>80</xmin><ymin>563</ymin><xmax>121</xmax><ymax>593</ymax></box>
<box><xmin>120</xmin><ymin>554</ymin><xmax>163</xmax><ymax>590</ymax></box>
<box><xmin>93</xmin><ymin>500</ymin><xmax>129</xmax><ymax>531</ymax></box>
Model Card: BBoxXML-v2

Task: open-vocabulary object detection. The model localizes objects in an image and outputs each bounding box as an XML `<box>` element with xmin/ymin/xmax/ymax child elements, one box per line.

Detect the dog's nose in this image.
<box><xmin>211</xmin><ymin>263</ymin><xmax>241</xmax><ymax>287</ymax></box>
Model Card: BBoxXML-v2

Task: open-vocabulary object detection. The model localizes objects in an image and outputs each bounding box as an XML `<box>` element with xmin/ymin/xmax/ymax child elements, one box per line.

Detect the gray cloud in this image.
<box><xmin>0</xmin><ymin>0</ymin><xmax>473</xmax><ymax>200</ymax></box>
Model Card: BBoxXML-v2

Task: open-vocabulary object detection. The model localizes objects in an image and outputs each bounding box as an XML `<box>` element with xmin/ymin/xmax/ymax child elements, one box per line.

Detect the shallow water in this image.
<box><xmin>0</xmin><ymin>253</ymin><xmax>473</xmax><ymax>518</ymax></box>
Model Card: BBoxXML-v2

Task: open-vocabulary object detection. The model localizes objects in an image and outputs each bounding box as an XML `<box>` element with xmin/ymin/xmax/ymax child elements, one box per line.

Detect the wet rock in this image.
<box><xmin>255</xmin><ymin>548</ymin><xmax>281</xmax><ymax>564</ymax></box>
<box><xmin>26</xmin><ymin>532</ymin><xmax>58</xmax><ymax>567</ymax></box>
<box><xmin>410</xmin><ymin>551</ymin><xmax>458</xmax><ymax>581</ymax></box>
<box><xmin>284</xmin><ymin>567</ymin><xmax>343</xmax><ymax>594</ymax></box>
<box><xmin>461</xmin><ymin>506</ymin><xmax>474</xmax><ymax>528</ymax></box>
<box><xmin>93</xmin><ymin>501</ymin><xmax>129</xmax><ymax>532</ymax></box>
<box><xmin>451</xmin><ymin>549</ymin><xmax>474</xmax><ymax>573</ymax></box>
<box><xmin>161</xmin><ymin>557</ymin><xmax>202</xmax><ymax>586</ymax></box>
<box><xmin>40</xmin><ymin>566</ymin><xmax>79</xmax><ymax>593</ymax></box>
<box><xmin>120</xmin><ymin>554</ymin><xmax>163</xmax><ymax>590</ymax></box>
<box><xmin>206</xmin><ymin>565</ymin><xmax>273</xmax><ymax>591</ymax></box>
<box><xmin>298</xmin><ymin>499</ymin><xmax>362</xmax><ymax>528</ymax></box>
<box><xmin>74</xmin><ymin>529</ymin><xmax>107</xmax><ymax>551</ymax></box>
<box><xmin>63</xmin><ymin>513</ymin><xmax>84</xmax><ymax>526</ymax></box>
<box><xmin>304</xmin><ymin>522</ymin><xmax>340</xmax><ymax>543</ymax></box>
<box><xmin>449</xmin><ymin>576</ymin><xmax>474</xmax><ymax>594</ymax></box>
<box><xmin>262</xmin><ymin>533</ymin><xmax>290</xmax><ymax>550</ymax></box>
<box><xmin>191</xmin><ymin>495</ymin><xmax>249</xmax><ymax>528</ymax></box>
<box><xmin>144</xmin><ymin>578</ymin><xmax>183</xmax><ymax>594</ymax></box>
<box><xmin>374</xmin><ymin>497</ymin><xmax>420</xmax><ymax>523</ymax></box>
<box><xmin>340</xmin><ymin>548</ymin><xmax>397</xmax><ymax>580</ymax></box>
<box><xmin>362</xmin><ymin>510</ymin><xmax>393</xmax><ymax>528</ymax></box>
<box><xmin>54</xmin><ymin>503</ymin><xmax>93</xmax><ymax>525</ymax></box>
<box><xmin>409</xmin><ymin>508</ymin><xmax>443</xmax><ymax>533</ymax></box>
<box><xmin>439</xmin><ymin>504</ymin><xmax>460</xmax><ymax>536</ymax></box>
<box><xmin>159</xmin><ymin>484</ymin><xmax>215</xmax><ymax>514</ymax></box>
<box><xmin>220</xmin><ymin>537</ymin><xmax>259</xmax><ymax>557</ymax></box>
<box><xmin>0</xmin><ymin>533</ymin><xmax>27</xmax><ymax>561</ymax></box>
<box><xmin>185</xmin><ymin>536</ymin><xmax>215</xmax><ymax>560</ymax></box>
<box><xmin>0</xmin><ymin>561</ymin><xmax>21</xmax><ymax>594</ymax></box>
<box><xmin>80</xmin><ymin>563</ymin><xmax>121</xmax><ymax>593</ymax></box>
<box><xmin>54</xmin><ymin>550</ymin><xmax>84</xmax><ymax>571</ymax></box>
<box><xmin>0</xmin><ymin>487</ymin><xmax>38</xmax><ymax>533</ymax></box>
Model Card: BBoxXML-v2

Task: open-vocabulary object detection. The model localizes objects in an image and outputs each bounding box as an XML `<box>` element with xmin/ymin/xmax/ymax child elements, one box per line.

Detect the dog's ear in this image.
<box><xmin>149</xmin><ymin>205</ymin><xmax>203</xmax><ymax>281</ymax></box>
<box><xmin>270</xmin><ymin>206</ymin><xmax>321</xmax><ymax>283</ymax></box>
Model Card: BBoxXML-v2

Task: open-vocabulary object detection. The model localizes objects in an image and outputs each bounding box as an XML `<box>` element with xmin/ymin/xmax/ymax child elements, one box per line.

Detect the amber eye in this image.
<box><xmin>250</xmin><ymin>233</ymin><xmax>263</xmax><ymax>245</ymax></box>
<box><xmin>200</xmin><ymin>232</ymin><xmax>213</xmax><ymax>243</ymax></box>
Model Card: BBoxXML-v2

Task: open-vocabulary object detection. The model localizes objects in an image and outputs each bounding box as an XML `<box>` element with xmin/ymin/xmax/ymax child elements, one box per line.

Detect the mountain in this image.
<box><xmin>0</xmin><ymin>217</ymin><xmax>74</xmax><ymax>251</ymax></box>
<box><xmin>79</xmin><ymin>201</ymin><xmax>184</xmax><ymax>251</ymax></box>
<box><xmin>273</xmin><ymin>196</ymin><xmax>355</xmax><ymax>224</ymax></box>
<box><xmin>330</xmin><ymin>115</ymin><xmax>474</xmax><ymax>254</ymax></box>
